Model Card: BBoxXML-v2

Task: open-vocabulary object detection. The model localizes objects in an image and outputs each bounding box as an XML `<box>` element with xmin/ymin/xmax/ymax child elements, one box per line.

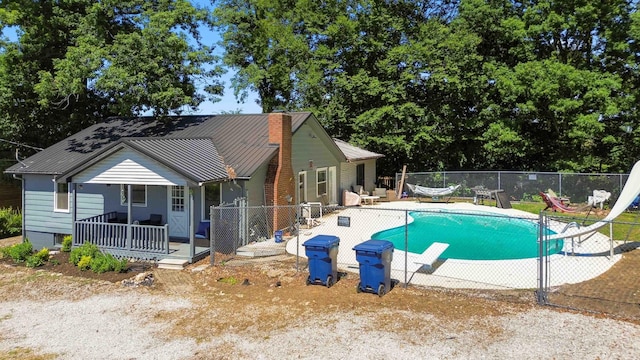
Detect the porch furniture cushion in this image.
<box><xmin>195</xmin><ymin>221</ymin><xmax>210</xmax><ymax>239</ymax></box>
<box><xmin>140</xmin><ymin>214</ymin><xmax>163</xmax><ymax>225</ymax></box>
<box><xmin>373</xmin><ymin>188</ymin><xmax>387</xmax><ymax>198</ymax></box>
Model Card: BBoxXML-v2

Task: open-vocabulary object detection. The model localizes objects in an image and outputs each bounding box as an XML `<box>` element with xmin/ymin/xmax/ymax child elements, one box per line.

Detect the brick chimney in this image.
<box><xmin>265</xmin><ymin>112</ymin><xmax>295</xmax><ymax>233</ymax></box>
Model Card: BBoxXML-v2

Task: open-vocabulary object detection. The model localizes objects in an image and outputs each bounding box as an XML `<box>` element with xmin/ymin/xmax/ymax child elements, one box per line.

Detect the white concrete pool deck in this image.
<box><xmin>285</xmin><ymin>201</ymin><xmax>622</xmax><ymax>290</ymax></box>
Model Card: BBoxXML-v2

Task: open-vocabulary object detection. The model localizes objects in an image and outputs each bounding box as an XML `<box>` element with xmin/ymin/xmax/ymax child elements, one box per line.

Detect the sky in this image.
<box><xmin>183</xmin><ymin>1</ymin><xmax>262</xmax><ymax>115</ymax></box>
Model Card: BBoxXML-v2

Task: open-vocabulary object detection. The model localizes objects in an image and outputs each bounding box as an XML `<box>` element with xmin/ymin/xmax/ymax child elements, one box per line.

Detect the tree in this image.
<box><xmin>0</xmin><ymin>0</ymin><xmax>224</xmax><ymax>154</ymax></box>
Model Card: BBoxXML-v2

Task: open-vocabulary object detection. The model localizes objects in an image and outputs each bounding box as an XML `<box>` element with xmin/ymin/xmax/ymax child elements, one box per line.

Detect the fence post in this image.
<box><xmin>537</xmin><ymin>211</ymin><xmax>547</xmax><ymax>305</ymax></box>
<box><xmin>209</xmin><ymin>206</ymin><xmax>216</xmax><ymax>266</ymax></box>
<box><xmin>404</xmin><ymin>209</ymin><xmax>408</xmax><ymax>288</ymax></box>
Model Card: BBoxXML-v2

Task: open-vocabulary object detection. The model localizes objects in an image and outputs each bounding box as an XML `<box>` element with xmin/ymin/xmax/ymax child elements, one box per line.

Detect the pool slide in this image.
<box><xmin>547</xmin><ymin>159</ymin><xmax>640</xmax><ymax>240</ymax></box>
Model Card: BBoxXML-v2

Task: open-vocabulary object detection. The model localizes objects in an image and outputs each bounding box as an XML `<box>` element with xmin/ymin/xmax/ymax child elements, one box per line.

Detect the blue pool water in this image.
<box><xmin>371</xmin><ymin>211</ymin><xmax>562</xmax><ymax>260</ymax></box>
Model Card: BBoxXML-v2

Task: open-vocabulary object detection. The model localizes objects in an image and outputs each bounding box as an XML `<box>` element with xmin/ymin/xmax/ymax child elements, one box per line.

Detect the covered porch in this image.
<box><xmin>73</xmin><ymin>211</ymin><xmax>210</xmax><ymax>262</ymax></box>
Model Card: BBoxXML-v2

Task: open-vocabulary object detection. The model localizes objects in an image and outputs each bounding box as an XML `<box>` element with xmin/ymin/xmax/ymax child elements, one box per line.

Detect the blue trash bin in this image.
<box><xmin>274</xmin><ymin>230</ymin><xmax>283</xmax><ymax>243</ymax></box>
<box><xmin>302</xmin><ymin>235</ymin><xmax>340</xmax><ymax>287</ymax></box>
<box><xmin>353</xmin><ymin>239</ymin><xmax>394</xmax><ymax>296</ymax></box>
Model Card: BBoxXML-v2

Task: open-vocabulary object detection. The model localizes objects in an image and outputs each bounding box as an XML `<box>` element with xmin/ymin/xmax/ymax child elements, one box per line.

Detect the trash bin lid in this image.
<box><xmin>353</xmin><ymin>239</ymin><xmax>394</xmax><ymax>253</ymax></box>
<box><xmin>303</xmin><ymin>235</ymin><xmax>340</xmax><ymax>248</ymax></box>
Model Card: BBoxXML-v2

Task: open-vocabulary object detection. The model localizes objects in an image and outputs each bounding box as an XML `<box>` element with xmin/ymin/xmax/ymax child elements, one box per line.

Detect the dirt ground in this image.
<box><xmin>1</xmin><ymin>234</ymin><xmax>639</xmax><ymax>332</ymax></box>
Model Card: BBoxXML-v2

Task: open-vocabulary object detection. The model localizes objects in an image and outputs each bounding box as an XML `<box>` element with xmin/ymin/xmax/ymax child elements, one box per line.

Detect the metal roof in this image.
<box><xmin>125</xmin><ymin>138</ymin><xmax>229</xmax><ymax>183</ymax></box>
<box><xmin>4</xmin><ymin>112</ymin><xmax>380</xmax><ymax>182</ymax></box>
<box><xmin>5</xmin><ymin>112</ymin><xmax>314</xmax><ymax>182</ymax></box>
<box><xmin>333</xmin><ymin>138</ymin><xmax>383</xmax><ymax>161</ymax></box>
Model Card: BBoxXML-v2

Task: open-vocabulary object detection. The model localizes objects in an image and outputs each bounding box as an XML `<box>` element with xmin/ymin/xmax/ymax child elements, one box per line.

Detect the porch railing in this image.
<box><xmin>74</xmin><ymin>212</ymin><xmax>169</xmax><ymax>254</ymax></box>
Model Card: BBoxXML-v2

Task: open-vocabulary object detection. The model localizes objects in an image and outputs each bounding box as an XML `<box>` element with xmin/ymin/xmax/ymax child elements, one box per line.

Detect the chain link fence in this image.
<box><xmin>399</xmin><ymin>171</ymin><xmax>628</xmax><ymax>204</ymax></box>
<box><xmin>537</xmin><ymin>212</ymin><xmax>640</xmax><ymax>320</ymax></box>
<box><xmin>208</xmin><ymin>202</ymin><xmax>640</xmax><ymax>319</ymax></box>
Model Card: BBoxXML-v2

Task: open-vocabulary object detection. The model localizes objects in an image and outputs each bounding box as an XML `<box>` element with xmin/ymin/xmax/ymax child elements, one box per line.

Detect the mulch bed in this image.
<box><xmin>0</xmin><ymin>250</ymin><xmax>149</xmax><ymax>283</ymax></box>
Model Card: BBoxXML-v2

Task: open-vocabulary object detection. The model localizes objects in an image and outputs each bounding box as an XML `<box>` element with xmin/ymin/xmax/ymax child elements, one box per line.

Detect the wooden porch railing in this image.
<box><xmin>74</xmin><ymin>212</ymin><xmax>169</xmax><ymax>254</ymax></box>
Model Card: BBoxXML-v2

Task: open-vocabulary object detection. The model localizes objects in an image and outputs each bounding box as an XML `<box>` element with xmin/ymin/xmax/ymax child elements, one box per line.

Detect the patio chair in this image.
<box><xmin>108</xmin><ymin>212</ymin><xmax>128</xmax><ymax>224</ymax></box>
<box><xmin>587</xmin><ymin>190</ymin><xmax>611</xmax><ymax>209</ymax></box>
<box><xmin>195</xmin><ymin>221</ymin><xmax>210</xmax><ymax>239</ymax></box>
<box><xmin>140</xmin><ymin>213</ymin><xmax>163</xmax><ymax>225</ymax></box>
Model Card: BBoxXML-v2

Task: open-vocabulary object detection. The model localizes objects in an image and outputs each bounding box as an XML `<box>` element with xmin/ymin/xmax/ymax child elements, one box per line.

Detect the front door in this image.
<box><xmin>167</xmin><ymin>185</ymin><xmax>188</xmax><ymax>238</ymax></box>
<box><xmin>298</xmin><ymin>171</ymin><xmax>307</xmax><ymax>204</ymax></box>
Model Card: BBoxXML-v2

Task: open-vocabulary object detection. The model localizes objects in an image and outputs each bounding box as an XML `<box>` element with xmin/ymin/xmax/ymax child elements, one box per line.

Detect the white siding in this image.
<box><xmin>74</xmin><ymin>148</ymin><xmax>186</xmax><ymax>185</ymax></box>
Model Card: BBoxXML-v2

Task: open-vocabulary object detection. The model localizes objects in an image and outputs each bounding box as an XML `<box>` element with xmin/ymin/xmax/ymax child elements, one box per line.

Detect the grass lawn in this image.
<box><xmin>511</xmin><ymin>201</ymin><xmax>640</xmax><ymax>243</ymax></box>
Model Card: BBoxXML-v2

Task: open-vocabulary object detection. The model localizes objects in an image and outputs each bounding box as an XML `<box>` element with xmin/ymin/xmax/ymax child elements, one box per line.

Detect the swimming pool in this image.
<box><xmin>371</xmin><ymin>211</ymin><xmax>562</xmax><ymax>260</ymax></box>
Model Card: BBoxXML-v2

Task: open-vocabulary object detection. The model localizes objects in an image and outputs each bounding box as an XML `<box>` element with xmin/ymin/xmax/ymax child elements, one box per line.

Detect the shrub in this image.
<box><xmin>61</xmin><ymin>235</ymin><xmax>72</xmax><ymax>252</ymax></box>
<box><xmin>1</xmin><ymin>240</ymin><xmax>33</xmax><ymax>263</ymax></box>
<box><xmin>69</xmin><ymin>242</ymin><xmax>100</xmax><ymax>265</ymax></box>
<box><xmin>26</xmin><ymin>248</ymin><xmax>49</xmax><ymax>268</ymax></box>
<box><xmin>0</xmin><ymin>207</ymin><xmax>21</xmax><ymax>238</ymax></box>
<box><xmin>90</xmin><ymin>253</ymin><xmax>129</xmax><ymax>274</ymax></box>
<box><xmin>77</xmin><ymin>255</ymin><xmax>92</xmax><ymax>270</ymax></box>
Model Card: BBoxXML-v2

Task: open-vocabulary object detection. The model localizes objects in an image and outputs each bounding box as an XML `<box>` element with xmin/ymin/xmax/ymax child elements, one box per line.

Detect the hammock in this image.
<box><xmin>406</xmin><ymin>184</ymin><xmax>461</xmax><ymax>198</ymax></box>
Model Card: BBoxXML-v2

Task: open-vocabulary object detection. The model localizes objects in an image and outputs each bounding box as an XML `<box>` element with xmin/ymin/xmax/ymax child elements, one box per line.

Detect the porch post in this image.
<box><xmin>189</xmin><ymin>187</ymin><xmax>195</xmax><ymax>259</ymax></box>
<box><xmin>71</xmin><ymin>183</ymin><xmax>77</xmax><ymax>243</ymax></box>
<box><xmin>126</xmin><ymin>184</ymin><xmax>132</xmax><ymax>250</ymax></box>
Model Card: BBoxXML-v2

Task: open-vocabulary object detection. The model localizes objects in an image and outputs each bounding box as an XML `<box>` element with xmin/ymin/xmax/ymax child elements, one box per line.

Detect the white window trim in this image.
<box><xmin>201</xmin><ymin>183</ymin><xmax>221</xmax><ymax>221</ymax></box>
<box><xmin>316</xmin><ymin>167</ymin><xmax>328</xmax><ymax>198</ymax></box>
<box><xmin>54</xmin><ymin>182</ymin><xmax>70</xmax><ymax>213</ymax></box>
<box><xmin>120</xmin><ymin>184</ymin><xmax>147</xmax><ymax>207</ymax></box>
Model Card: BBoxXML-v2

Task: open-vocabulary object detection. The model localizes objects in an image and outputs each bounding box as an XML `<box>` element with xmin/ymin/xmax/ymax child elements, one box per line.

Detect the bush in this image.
<box><xmin>69</xmin><ymin>242</ymin><xmax>100</xmax><ymax>265</ymax></box>
<box><xmin>0</xmin><ymin>240</ymin><xmax>33</xmax><ymax>263</ymax></box>
<box><xmin>77</xmin><ymin>255</ymin><xmax>92</xmax><ymax>271</ymax></box>
<box><xmin>69</xmin><ymin>242</ymin><xmax>129</xmax><ymax>273</ymax></box>
<box><xmin>0</xmin><ymin>207</ymin><xmax>22</xmax><ymax>238</ymax></box>
<box><xmin>26</xmin><ymin>247</ymin><xmax>49</xmax><ymax>268</ymax></box>
<box><xmin>90</xmin><ymin>253</ymin><xmax>129</xmax><ymax>274</ymax></box>
<box><xmin>61</xmin><ymin>235</ymin><xmax>72</xmax><ymax>252</ymax></box>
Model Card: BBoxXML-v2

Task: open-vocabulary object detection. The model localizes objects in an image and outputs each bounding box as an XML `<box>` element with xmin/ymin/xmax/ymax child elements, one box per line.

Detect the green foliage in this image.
<box><xmin>215</xmin><ymin>0</ymin><xmax>640</xmax><ymax>174</ymax></box>
<box><xmin>25</xmin><ymin>248</ymin><xmax>49</xmax><ymax>268</ymax></box>
<box><xmin>0</xmin><ymin>240</ymin><xmax>32</xmax><ymax>263</ymax></box>
<box><xmin>218</xmin><ymin>276</ymin><xmax>238</xmax><ymax>285</ymax></box>
<box><xmin>69</xmin><ymin>242</ymin><xmax>100</xmax><ymax>266</ymax></box>
<box><xmin>61</xmin><ymin>235</ymin><xmax>72</xmax><ymax>252</ymax></box>
<box><xmin>0</xmin><ymin>0</ymin><xmax>224</xmax><ymax>153</ymax></box>
<box><xmin>68</xmin><ymin>242</ymin><xmax>128</xmax><ymax>273</ymax></box>
<box><xmin>90</xmin><ymin>253</ymin><xmax>128</xmax><ymax>274</ymax></box>
<box><xmin>0</xmin><ymin>207</ymin><xmax>22</xmax><ymax>238</ymax></box>
<box><xmin>77</xmin><ymin>255</ymin><xmax>92</xmax><ymax>271</ymax></box>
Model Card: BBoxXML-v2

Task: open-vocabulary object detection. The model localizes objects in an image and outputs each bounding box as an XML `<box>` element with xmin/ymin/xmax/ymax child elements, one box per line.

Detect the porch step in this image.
<box><xmin>157</xmin><ymin>258</ymin><xmax>189</xmax><ymax>270</ymax></box>
<box><xmin>236</xmin><ymin>241</ymin><xmax>287</xmax><ymax>258</ymax></box>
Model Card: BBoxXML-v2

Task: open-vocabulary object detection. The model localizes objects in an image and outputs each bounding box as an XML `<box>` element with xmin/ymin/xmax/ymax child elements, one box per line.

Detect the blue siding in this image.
<box><xmin>24</xmin><ymin>175</ymin><xmax>72</xmax><ymax>234</ymax></box>
<box><xmin>25</xmin><ymin>231</ymin><xmax>55</xmax><ymax>250</ymax></box>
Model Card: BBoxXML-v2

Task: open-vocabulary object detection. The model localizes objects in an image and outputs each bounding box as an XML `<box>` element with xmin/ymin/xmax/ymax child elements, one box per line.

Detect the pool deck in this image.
<box><xmin>285</xmin><ymin>201</ymin><xmax>621</xmax><ymax>290</ymax></box>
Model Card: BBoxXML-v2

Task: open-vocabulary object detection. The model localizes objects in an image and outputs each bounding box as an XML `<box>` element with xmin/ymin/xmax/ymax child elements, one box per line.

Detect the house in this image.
<box><xmin>4</xmin><ymin>112</ymin><xmax>382</xmax><ymax>262</ymax></box>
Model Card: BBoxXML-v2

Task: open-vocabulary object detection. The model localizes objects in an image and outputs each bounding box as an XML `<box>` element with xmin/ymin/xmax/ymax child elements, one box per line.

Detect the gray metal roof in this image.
<box><xmin>125</xmin><ymin>138</ymin><xmax>229</xmax><ymax>183</ymax></box>
<box><xmin>5</xmin><ymin>112</ymin><xmax>314</xmax><ymax>182</ymax></box>
<box><xmin>333</xmin><ymin>138</ymin><xmax>383</xmax><ymax>161</ymax></box>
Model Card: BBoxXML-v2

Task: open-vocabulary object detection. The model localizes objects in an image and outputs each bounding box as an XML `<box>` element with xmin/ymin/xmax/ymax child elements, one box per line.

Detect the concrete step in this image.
<box><xmin>236</xmin><ymin>247</ymin><xmax>285</xmax><ymax>258</ymax></box>
<box><xmin>157</xmin><ymin>258</ymin><xmax>189</xmax><ymax>270</ymax></box>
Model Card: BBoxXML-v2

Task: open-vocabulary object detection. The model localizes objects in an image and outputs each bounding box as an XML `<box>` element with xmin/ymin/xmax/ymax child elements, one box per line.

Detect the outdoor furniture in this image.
<box><xmin>360</xmin><ymin>195</ymin><xmax>380</xmax><ymax>205</ymax></box>
<box><xmin>140</xmin><ymin>214</ymin><xmax>162</xmax><ymax>225</ymax></box>
<box><xmin>471</xmin><ymin>187</ymin><xmax>504</xmax><ymax>205</ymax></box>
<box><xmin>108</xmin><ymin>212</ymin><xmax>128</xmax><ymax>224</ymax></box>
<box><xmin>343</xmin><ymin>190</ymin><xmax>361</xmax><ymax>207</ymax></box>
<box><xmin>195</xmin><ymin>221</ymin><xmax>210</xmax><ymax>239</ymax></box>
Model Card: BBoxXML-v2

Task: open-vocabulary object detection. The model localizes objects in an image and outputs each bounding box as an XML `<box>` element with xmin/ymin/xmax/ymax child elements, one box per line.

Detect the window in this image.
<box><xmin>356</xmin><ymin>164</ymin><xmax>365</xmax><ymax>187</ymax></box>
<box><xmin>120</xmin><ymin>184</ymin><xmax>147</xmax><ymax>206</ymax></box>
<box><xmin>171</xmin><ymin>186</ymin><xmax>185</xmax><ymax>212</ymax></box>
<box><xmin>202</xmin><ymin>183</ymin><xmax>221</xmax><ymax>220</ymax></box>
<box><xmin>316</xmin><ymin>168</ymin><xmax>327</xmax><ymax>197</ymax></box>
<box><xmin>54</xmin><ymin>182</ymin><xmax>69</xmax><ymax>212</ymax></box>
